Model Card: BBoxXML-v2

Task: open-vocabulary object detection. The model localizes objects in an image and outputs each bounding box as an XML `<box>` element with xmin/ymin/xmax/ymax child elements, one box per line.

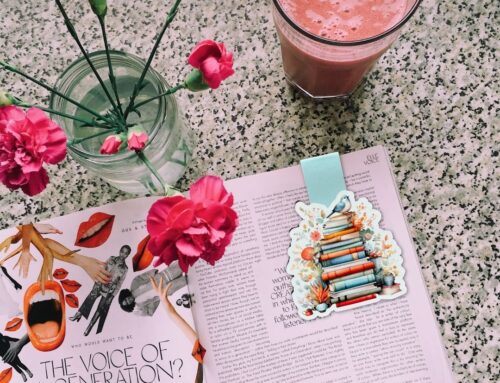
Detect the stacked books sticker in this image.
<box><xmin>287</xmin><ymin>191</ymin><xmax>407</xmax><ymax>320</ymax></box>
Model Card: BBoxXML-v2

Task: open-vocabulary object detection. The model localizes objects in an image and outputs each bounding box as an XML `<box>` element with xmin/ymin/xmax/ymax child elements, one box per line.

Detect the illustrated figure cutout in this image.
<box><xmin>150</xmin><ymin>277</ymin><xmax>205</xmax><ymax>383</ymax></box>
<box><xmin>118</xmin><ymin>261</ymin><xmax>187</xmax><ymax>316</ymax></box>
<box><xmin>0</xmin><ymin>266</ymin><xmax>22</xmax><ymax>318</ymax></box>
<box><xmin>70</xmin><ymin>245</ymin><xmax>130</xmax><ymax>336</ymax></box>
<box><xmin>0</xmin><ymin>223</ymin><xmax>111</xmax><ymax>287</ymax></box>
<box><xmin>0</xmin><ymin>333</ymin><xmax>32</xmax><ymax>382</ymax></box>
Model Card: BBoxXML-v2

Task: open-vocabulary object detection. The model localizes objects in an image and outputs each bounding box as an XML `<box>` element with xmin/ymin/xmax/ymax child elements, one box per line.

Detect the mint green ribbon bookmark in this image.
<box><xmin>300</xmin><ymin>152</ymin><xmax>346</xmax><ymax>206</ymax></box>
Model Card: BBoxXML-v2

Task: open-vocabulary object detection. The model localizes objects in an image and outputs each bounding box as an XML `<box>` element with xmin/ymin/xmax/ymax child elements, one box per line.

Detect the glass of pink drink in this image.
<box><xmin>273</xmin><ymin>0</ymin><xmax>422</xmax><ymax>99</ymax></box>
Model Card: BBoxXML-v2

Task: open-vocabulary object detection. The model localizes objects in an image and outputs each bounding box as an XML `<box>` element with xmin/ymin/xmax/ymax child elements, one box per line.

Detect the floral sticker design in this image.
<box><xmin>287</xmin><ymin>191</ymin><xmax>407</xmax><ymax>320</ymax></box>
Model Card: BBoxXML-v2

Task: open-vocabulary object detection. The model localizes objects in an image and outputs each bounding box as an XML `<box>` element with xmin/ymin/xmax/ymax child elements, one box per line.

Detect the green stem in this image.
<box><xmin>54</xmin><ymin>0</ymin><xmax>122</xmax><ymax>122</ymax></box>
<box><xmin>133</xmin><ymin>83</ymin><xmax>185</xmax><ymax>111</ymax></box>
<box><xmin>68</xmin><ymin>129</ymin><xmax>116</xmax><ymax>146</ymax></box>
<box><xmin>0</xmin><ymin>61</ymin><xmax>114</xmax><ymax>124</ymax></box>
<box><xmin>123</xmin><ymin>0</ymin><xmax>182</xmax><ymax>120</ymax></box>
<box><xmin>98</xmin><ymin>16</ymin><xmax>123</xmax><ymax>116</ymax></box>
<box><xmin>16</xmin><ymin>101</ymin><xmax>110</xmax><ymax>129</ymax></box>
<box><xmin>135</xmin><ymin>150</ymin><xmax>172</xmax><ymax>195</ymax></box>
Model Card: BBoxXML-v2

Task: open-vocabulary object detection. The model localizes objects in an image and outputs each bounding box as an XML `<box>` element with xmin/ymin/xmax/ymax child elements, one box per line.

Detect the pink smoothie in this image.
<box><xmin>280</xmin><ymin>0</ymin><xmax>407</xmax><ymax>41</ymax></box>
<box><xmin>274</xmin><ymin>0</ymin><xmax>413</xmax><ymax>97</ymax></box>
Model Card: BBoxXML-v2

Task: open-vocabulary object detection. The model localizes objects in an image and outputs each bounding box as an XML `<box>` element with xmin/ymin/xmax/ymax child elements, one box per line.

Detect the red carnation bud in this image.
<box><xmin>100</xmin><ymin>134</ymin><xmax>124</xmax><ymax>155</ymax></box>
<box><xmin>187</xmin><ymin>40</ymin><xmax>234</xmax><ymax>90</ymax></box>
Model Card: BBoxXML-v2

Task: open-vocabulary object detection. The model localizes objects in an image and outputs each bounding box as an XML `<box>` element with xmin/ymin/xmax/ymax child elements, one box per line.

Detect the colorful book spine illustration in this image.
<box><xmin>322</xmin><ymin>258</ymin><xmax>371</xmax><ymax>273</ymax></box>
<box><xmin>331</xmin><ymin>284</ymin><xmax>381</xmax><ymax>303</ymax></box>
<box><xmin>320</xmin><ymin>251</ymin><xmax>367</xmax><ymax>267</ymax></box>
<box><xmin>324</xmin><ymin>217</ymin><xmax>352</xmax><ymax>229</ymax></box>
<box><xmin>325</xmin><ymin>240</ymin><xmax>365</xmax><ymax>253</ymax></box>
<box><xmin>329</xmin><ymin>274</ymin><xmax>376</xmax><ymax>292</ymax></box>
<box><xmin>325</xmin><ymin>212</ymin><xmax>352</xmax><ymax>221</ymax></box>
<box><xmin>322</xmin><ymin>227</ymin><xmax>359</xmax><ymax>241</ymax></box>
<box><xmin>320</xmin><ymin>238</ymin><xmax>363</xmax><ymax>253</ymax></box>
<box><xmin>319</xmin><ymin>245</ymin><xmax>365</xmax><ymax>261</ymax></box>
<box><xmin>329</xmin><ymin>269</ymin><xmax>374</xmax><ymax>283</ymax></box>
<box><xmin>322</xmin><ymin>223</ymin><xmax>352</xmax><ymax>234</ymax></box>
<box><xmin>320</xmin><ymin>231</ymin><xmax>360</xmax><ymax>245</ymax></box>
<box><xmin>321</xmin><ymin>260</ymin><xmax>375</xmax><ymax>281</ymax></box>
<box><xmin>336</xmin><ymin>293</ymin><xmax>377</xmax><ymax>308</ymax></box>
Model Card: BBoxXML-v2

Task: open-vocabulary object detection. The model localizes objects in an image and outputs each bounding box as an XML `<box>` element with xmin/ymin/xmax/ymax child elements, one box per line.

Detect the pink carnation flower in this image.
<box><xmin>127</xmin><ymin>130</ymin><xmax>148</xmax><ymax>151</ymax></box>
<box><xmin>146</xmin><ymin>176</ymin><xmax>238</xmax><ymax>272</ymax></box>
<box><xmin>100</xmin><ymin>134</ymin><xmax>123</xmax><ymax>155</ymax></box>
<box><xmin>188</xmin><ymin>40</ymin><xmax>234</xmax><ymax>89</ymax></box>
<box><xmin>0</xmin><ymin>106</ymin><xmax>66</xmax><ymax>196</ymax></box>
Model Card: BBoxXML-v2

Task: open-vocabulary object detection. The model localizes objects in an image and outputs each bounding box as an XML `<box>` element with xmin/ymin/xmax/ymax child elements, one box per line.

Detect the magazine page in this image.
<box><xmin>0</xmin><ymin>198</ymin><xmax>202</xmax><ymax>383</ymax></box>
<box><xmin>187</xmin><ymin>146</ymin><xmax>454</xmax><ymax>383</ymax></box>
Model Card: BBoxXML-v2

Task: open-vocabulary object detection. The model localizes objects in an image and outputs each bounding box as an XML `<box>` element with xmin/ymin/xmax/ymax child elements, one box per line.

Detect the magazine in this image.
<box><xmin>0</xmin><ymin>146</ymin><xmax>454</xmax><ymax>383</ymax></box>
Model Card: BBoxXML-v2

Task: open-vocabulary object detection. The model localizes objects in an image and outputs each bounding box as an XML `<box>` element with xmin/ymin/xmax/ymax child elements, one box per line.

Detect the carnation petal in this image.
<box><xmin>0</xmin><ymin>106</ymin><xmax>25</xmax><ymax>123</ymax></box>
<box><xmin>208</xmin><ymin>226</ymin><xmax>226</xmax><ymax>244</ymax></box>
<box><xmin>168</xmin><ymin>199</ymin><xmax>196</xmax><ymax>230</ymax></box>
<box><xmin>171</xmin><ymin>208</ymin><xmax>195</xmax><ymax>230</ymax></box>
<box><xmin>177</xmin><ymin>256</ymin><xmax>188</xmax><ymax>272</ymax></box>
<box><xmin>197</xmin><ymin>204</ymin><xmax>226</xmax><ymax>227</ymax></box>
<box><xmin>176</xmin><ymin>238</ymin><xmax>203</xmax><ymax>257</ymax></box>
<box><xmin>200</xmin><ymin>59</ymin><xmax>223</xmax><ymax>89</ymax></box>
<box><xmin>219</xmin><ymin>232</ymin><xmax>234</xmax><ymax>248</ymax></box>
<box><xmin>148</xmin><ymin>228</ymin><xmax>179</xmax><ymax>255</ymax></box>
<box><xmin>177</xmin><ymin>254</ymin><xmax>200</xmax><ymax>273</ymax></box>
<box><xmin>219</xmin><ymin>58</ymin><xmax>235</xmax><ymax>79</ymax></box>
<box><xmin>156</xmin><ymin>243</ymin><xmax>178</xmax><ymax>267</ymax></box>
<box><xmin>191</xmin><ymin>233</ymin><xmax>208</xmax><ymax>250</ymax></box>
<box><xmin>127</xmin><ymin>132</ymin><xmax>148</xmax><ymax>151</ymax></box>
<box><xmin>21</xmin><ymin>168</ymin><xmax>49</xmax><ymax>196</ymax></box>
<box><xmin>18</xmin><ymin>158</ymin><xmax>43</xmax><ymax>174</ymax></box>
<box><xmin>190</xmin><ymin>175</ymin><xmax>233</xmax><ymax>207</ymax></box>
<box><xmin>26</xmin><ymin>107</ymin><xmax>49</xmax><ymax>126</ymax></box>
<box><xmin>22</xmin><ymin>108</ymin><xmax>67</xmax><ymax>164</ymax></box>
<box><xmin>100</xmin><ymin>135</ymin><xmax>122</xmax><ymax>155</ymax></box>
<box><xmin>44</xmin><ymin>122</ymin><xmax>67</xmax><ymax>164</ymax></box>
<box><xmin>188</xmin><ymin>40</ymin><xmax>223</xmax><ymax>68</ymax></box>
<box><xmin>2</xmin><ymin>167</ymin><xmax>27</xmax><ymax>188</ymax></box>
<box><xmin>147</xmin><ymin>196</ymin><xmax>187</xmax><ymax>236</ymax></box>
<box><xmin>200</xmin><ymin>245</ymin><xmax>226</xmax><ymax>266</ymax></box>
<box><xmin>184</xmin><ymin>225</ymin><xmax>209</xmax><ymax>235</ymax></box>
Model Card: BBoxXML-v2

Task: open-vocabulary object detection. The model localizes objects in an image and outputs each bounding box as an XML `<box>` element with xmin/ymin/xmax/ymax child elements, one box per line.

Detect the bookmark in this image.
<box><xmin>287</xmin><ymin>153</ymin><xmax>407</xmax><ymax>320</ymax></box>
<box><xmin>300</xmin><ymin>152</ymin><xmax>345</xmax><ymax>206</ymax></box>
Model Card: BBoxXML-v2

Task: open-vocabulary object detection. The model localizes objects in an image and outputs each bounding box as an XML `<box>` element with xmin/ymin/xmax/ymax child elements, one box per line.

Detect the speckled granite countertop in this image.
<box><xmin>0</xmin><ymin>0</ymin><xmax>498</xmax><ymax>381</ymax></box>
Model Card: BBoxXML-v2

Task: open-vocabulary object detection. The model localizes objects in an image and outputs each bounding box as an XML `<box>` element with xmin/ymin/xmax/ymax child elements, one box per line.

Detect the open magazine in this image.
<box><xmin>0</xmin><ymin>146</ymin><xmax>454</xmax><ymax>383</ymax></box>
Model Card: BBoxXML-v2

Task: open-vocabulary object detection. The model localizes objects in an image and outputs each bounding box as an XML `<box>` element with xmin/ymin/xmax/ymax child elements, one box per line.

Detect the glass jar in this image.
<box><xmin>49</xmin><ymin>51</ymin><xmax>195</xmax><ymax>194</ymax></box>
<box><xmin>272</xmin><ymin>0</ymin><xmax>422</xmax><ymax>99</ymax></box>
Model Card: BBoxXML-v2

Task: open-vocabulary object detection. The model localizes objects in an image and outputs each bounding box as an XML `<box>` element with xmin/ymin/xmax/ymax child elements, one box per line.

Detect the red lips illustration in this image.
<box><xmin>0</xmin><ymin>368</ymin><xmax>12</xmax><ymax>383</ymax></box>
<box><xmin>132</xmin><ymin>235</ymin><xmax>154</xmax><ymax>272</ymax></box>
<box><xmin>60</xmin><ymin>280</ymin><xmax>82</xmax><ymax>293</ymax></box>
<box><xmin>4</xmin><ymin>318</ymin><xmax>22</xmax><ymax>332</ymax></box>
<box><xmin>65</xmin><ymin>294</ymin><xmax>79</xmax><ymax>309</ymax></box>
<box><xmin>75</xmin><ymin>212</ymin><xmax>115</xmax><ymax>248</ymax></box>
<box><xmin>53</xmin><ymin>268</ymin><xmax>69</xmax><ymax>280</ymax></box>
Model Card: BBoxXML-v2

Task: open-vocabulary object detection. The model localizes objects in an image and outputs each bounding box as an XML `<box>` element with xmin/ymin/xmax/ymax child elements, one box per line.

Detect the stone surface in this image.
<box><xmin>0</xmin><ymin>0</ymin><xmax>498</xmax><ymax>381</ymax></box>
